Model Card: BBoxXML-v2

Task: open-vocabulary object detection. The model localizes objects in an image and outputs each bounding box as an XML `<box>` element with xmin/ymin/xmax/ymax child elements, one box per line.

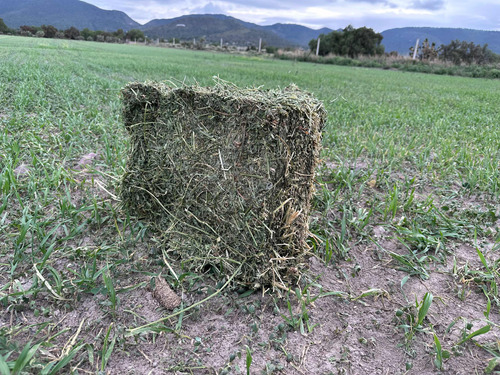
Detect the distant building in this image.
<box><xmin>176</xmin><ymin>24</ymin><xmax>186</xmax><ymax>27</ymax></box>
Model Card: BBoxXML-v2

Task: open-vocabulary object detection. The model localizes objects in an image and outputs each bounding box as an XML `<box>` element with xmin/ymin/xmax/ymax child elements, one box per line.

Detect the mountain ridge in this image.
<box><xmin>0</xmin><ymin>0</ymin><xmax>139</xmax><ymax>31</ymax></box>
<box><xmin>139</xmin><ymin>14</ymin><xmax>331</xmax><ymax>47</ymax></box>
<box><xmin>140</xmin><ymin>14</ymin><xmax>292</xmax><ymax>47</ymax></box>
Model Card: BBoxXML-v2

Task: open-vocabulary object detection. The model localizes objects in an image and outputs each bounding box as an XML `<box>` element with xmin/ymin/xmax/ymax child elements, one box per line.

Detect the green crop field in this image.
<box><xmin>1</xmin><ymin>36</ymin><xmax>499</xmax><ymax>374</ymax></box>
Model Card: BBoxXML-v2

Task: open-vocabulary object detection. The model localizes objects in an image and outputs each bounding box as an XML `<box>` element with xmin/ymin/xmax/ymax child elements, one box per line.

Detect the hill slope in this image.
<box><xmin>0</xmin><ymin>0</ymin><xmax>139</xmax><ymax>31</ymax></box>
<box><xmin>141</xmin><ymin>14</ymin><xmax>295</xmax><ymax>47</ymax></box>
<box><xmin>263</xmin><ymin>24</ymin><xmax>333</xmax><ymax>48</ymax></box>
<box><xmin>382</xmin><ymin>27</ymin><xmax>500</xmax><ymax>55</ymax></box>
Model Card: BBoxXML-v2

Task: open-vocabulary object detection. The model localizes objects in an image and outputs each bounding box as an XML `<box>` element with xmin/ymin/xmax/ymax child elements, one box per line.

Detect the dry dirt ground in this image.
<box><xmin>2</xmin><ymin>233</ymin><xmax>498</xmax><ymax>374</ymax></box>
<box><xmin>1</xmin><ymin>161</ymin><xmax>499</xmax><ymax>375</ymax></box>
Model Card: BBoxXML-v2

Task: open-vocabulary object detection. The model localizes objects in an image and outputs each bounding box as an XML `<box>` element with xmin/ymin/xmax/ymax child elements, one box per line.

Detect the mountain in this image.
<box><xmin>382</xmin><ymin>27</ymin><xmax>500</xmax><ymax>55</ymax></box>
<box><xmin>0</xmin><ymin>0</ymin><xmax>329</xmax><ymax>48</ymax></box>
<box><xmin>141</xmin><ymin>14</ymin><xmax>297</xmax><ymax>47</ymax></box>
<box><xmin>142</xmin><ymin>14</ymin><xmax>260</xmax><ymax>32</ymax></box>
<box><xmin>263</xmin><ymin>24</ymin><xmax>333</xmax><ymax>48</ymax></box>
<box><xmin>0</xmin><ymin>0</ymin><xmax>139</xmax><ymax>31</ymax></box>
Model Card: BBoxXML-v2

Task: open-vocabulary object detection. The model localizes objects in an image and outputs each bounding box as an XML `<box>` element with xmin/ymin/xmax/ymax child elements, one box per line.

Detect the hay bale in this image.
<box><xmin>120</xmin><ymin>79</ymin><xmax>326</xmax><ymax>288</ymax></box>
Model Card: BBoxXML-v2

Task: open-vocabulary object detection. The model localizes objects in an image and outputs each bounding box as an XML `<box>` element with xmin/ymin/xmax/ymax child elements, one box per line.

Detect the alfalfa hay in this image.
<box><xmin>120</xmin><ymin>79</ymin><xmax>326</xmax><ymax>289</ymax></box>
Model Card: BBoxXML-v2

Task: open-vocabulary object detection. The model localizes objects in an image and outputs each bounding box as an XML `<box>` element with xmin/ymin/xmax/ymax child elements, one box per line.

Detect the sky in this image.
<box><xmin>83</xmin><ymin>0</ymin><xmax>500</xmax><ymax>32</ymax></box>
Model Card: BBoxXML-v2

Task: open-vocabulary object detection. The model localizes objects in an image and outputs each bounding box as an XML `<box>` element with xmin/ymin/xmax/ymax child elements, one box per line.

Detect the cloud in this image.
<box><xmin>84</xmin><ymin>0</ymin><xmax>500</xmax><ymax>31</ymax></box>
<box><xmin>191</xmin><ymin>1</ymin><xmax>226</xmax><ymax>14</ymax></box>
<box><xmin>410</xmin><ymin>0</ymin><xmax>445</xmax><ymax>10</ymax></box>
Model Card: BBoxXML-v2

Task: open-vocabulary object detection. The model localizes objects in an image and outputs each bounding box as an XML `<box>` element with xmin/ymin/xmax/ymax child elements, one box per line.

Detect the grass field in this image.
<box><xmin>0</xmin><ymin>36</ymin><xmax>499</xmax><ymax>374</ymax></box>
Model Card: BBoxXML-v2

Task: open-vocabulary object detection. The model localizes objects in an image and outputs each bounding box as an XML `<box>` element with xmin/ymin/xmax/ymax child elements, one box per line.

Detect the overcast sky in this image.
<box><xmin>83</xmin><ymin>0</ymin><xmax>500</xmax><ymax>32</ymax></box>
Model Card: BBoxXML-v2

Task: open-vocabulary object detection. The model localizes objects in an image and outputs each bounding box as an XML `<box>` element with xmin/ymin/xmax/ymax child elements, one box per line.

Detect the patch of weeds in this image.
<box><xmin>432</xmin><ymin>333</ymin><xmax>451</xmax><ymax>371</ymax></box>
<box><xmin>456</xmin><ymin>321</ymin><xmax>491</xmax><ymax>347</ymax></box>
<box><xmin>222</xmin><ymin>350</ymin><xmax>245</xmax><ymax>374</ymax></box>
<box><xmin>482</xmin><ymin>340</ymin><xmax>500</xmax><ymax>374</ymax></box>
<box><xmin>431</xmin><ymin>318</ymin><xmax>492</xmax><ymax>371</ymax></box>
<box><xmin>454</xmin><ymin>240</ymin><xmax>500</xmax><ymax>306</ymax></box>
<box><xmin>262</xmin><ymin>360</ymin><xmax>284</xmax><ymax>374</ymax></box>
<box><xmin>102</xmin><ymin>268</ymin><xmax>118</xmax><ymax>315</ymax></box>
<box><xmin>391</xmin><ymin>194</ymin><xmax>472</xmax><ymax>251</ymax></box>
<box><xmin>383</xmin><ymin>184</ymin><xmax>401</xmax><ymax>221</ymax></box>
<box><xmin>14</xmin><ymin>344</ymin><xmax>42</xmax><ymax>373</ymax></box>
<box><xmin>394</xmin><ymin>292</ymin><xmax>433</xmax><ymax>345</ymax></box>
<box><xmin>385</xmin><ymin>244</ymin><xmax>430</xmax><ymax>280</ymax></box>
<box><xmin>280</xmin><ymin>282</ymin><xmax>323</xmax><ymax>335</ymax></box>
<box><xmin>245</xmin><ymin>345</ymin><xmax>253</xmax><ymax>375</ymax></box>
<box><xmin>99</xmin><ymin>323</ymin><xmax>116</xmax><ymax>373</ymax></box>
<box><xmin>41</xmin><ymin>342</ymin><xmax>85</xmax><ymax>375</ymax></box>
<box><xmin>67</xmin><ymin>259</ymin><xmax>109</xmax><ymax>296</ymax></box>
<box><xmin>268</xmin><ymin>322</ymin><xmax>289</xmax><ymax>351</ymax></box>
<box><xmin>309</xmin><ymin>205</ymin><xmax>350</xmax><ymax>264</ymax></box>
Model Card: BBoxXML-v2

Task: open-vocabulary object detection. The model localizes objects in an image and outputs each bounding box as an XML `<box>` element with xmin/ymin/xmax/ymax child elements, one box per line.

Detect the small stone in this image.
<box><xmin>373</xmin><ymin>226</ymin><xmax>386</xmax><ymax>238</ymax></box>
<box><xmin>14</xmin><ymin>163</ymin><xmax>30</xmax><ymax>177</ymax></box>
<box><xmin>76</xmin><ymin>152</ymin><xmax>98</xmax><ymax>167</ymax></box>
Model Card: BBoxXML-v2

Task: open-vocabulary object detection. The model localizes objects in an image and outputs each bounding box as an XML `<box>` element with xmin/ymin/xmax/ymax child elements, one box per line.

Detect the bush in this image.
<box><xmin>266</xmin><ymin>46</ymin><xmax>278</xmax><ymax>54</ymax></box>
<box><xmin>487</xmin><ymin>69</ymin><xmax>500</xmax><ymax>79</ymax></box>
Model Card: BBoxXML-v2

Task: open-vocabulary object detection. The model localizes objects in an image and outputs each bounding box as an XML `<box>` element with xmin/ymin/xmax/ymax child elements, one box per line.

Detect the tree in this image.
<box><xmin>20</xmin><ymin>25</ymin><xmax>38</xmax><ymax>35</ymax></box>
<box><xmin>0</xmin><ymin>18</ymin><xmax>10</xmax><ymax>34</ymax></box>
<box><xmin>81</xmin><ymin>28</ymin><xmax>95</xmax><ymax>41</ymax></box>
<box><xmin>126</xmin><ymin>29</ymin><xmax>144</xmax><ymax>41</ymax></box>
<box><xmin>438</xmin><ymin>40</ymin><xmax>494</xmax><ymax>65</ymax></box>
<box><xmin>41</xmin><ymin>24</ymin><xmax>57</xmax><ymax>38</ymax></box>
<box><xmin>309</xmin><ymin>25</ymin><xmax>384</xmax><ymax>58</ymax></box>
<box><xmin>94</xmin><ymin>30</ymin><xmax>111</xmax><ymax>42</ymax></box>
<box><xmin>64</xmin><ymin>26</ymin><xmax>80</xmax><ymax>40</ymax></box>
<box><xmin>409</xmin><ymin>38</ymin><xmax>438</xmax><ymax>61</ymax></box>
<box><xmin>114</xmin><ymin>28</ymin><xmax>125</xmax><ymax>40</ymax></box>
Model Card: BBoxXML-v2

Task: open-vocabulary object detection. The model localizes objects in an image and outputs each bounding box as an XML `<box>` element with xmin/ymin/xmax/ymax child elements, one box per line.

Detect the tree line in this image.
<box><xmin>0</xmin><ymin>18</ymin><xmax>145</xmax><ymax>43</ymax></box>
<box><xmin>410</xmin><ymin>38</ymin><xmax>498</xmax><ymax>65</ymax></box>
<box><xmin>309</xmin><ymin>25</ymin><xmax>498</xmax><ymax>66</ymax></box>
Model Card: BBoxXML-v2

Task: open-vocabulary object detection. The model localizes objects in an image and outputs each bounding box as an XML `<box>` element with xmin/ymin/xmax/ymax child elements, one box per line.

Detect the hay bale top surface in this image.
<box><xmin>121</xmin><ymin>79</ymin><xmax>326</xmax><ymax>289</ymax></box>
<box><xmin>123</xmin><ymin>78</ymin><xmax>324</xmax><ymax>116</ymax></box>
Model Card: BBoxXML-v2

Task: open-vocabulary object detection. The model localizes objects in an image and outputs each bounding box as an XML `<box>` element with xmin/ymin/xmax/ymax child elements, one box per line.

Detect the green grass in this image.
<box><xmin>276</xmin><ymin>52</ymin><xmax>500</xmax><ymax>80</ymax></box>
<box><xmin>1</xmin><ymin>35</ymin><xmax>499</xmax><ymax>373</ymax></box>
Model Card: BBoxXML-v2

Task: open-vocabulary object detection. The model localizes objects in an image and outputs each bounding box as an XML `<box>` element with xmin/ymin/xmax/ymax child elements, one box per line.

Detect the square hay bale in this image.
<box><xmin>120</xmin><ymin>79</ymin><xmax>326</xmax><ymax>288</ymax></box>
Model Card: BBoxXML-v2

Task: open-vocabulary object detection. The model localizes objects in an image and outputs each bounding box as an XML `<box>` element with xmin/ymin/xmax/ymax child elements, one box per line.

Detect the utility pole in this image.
<box><xmin>220</xmin><ymin>38</ymin><xmax>223</xmax><ymax>48</ymax></box>
<box><xmin>258</xmin><ymin>38</ymin><xmax>262</xmax><ymax>53</ymax></box>
<box><xmin>413</xmin><ymin>38</ymin><xmax>419</xmax><ymax>60</ymax></box>
<box><xmin>316</xmin><ymin>38</ymin><xmax>320</xmax><ymax>56</ymax></box>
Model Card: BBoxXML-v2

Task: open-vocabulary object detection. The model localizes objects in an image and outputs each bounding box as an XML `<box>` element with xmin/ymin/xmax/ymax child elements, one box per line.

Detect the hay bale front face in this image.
<box><xmin>121</xmin><ymin>80</ymin><xmax>326</xmax><ymax>288</ymax></box>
